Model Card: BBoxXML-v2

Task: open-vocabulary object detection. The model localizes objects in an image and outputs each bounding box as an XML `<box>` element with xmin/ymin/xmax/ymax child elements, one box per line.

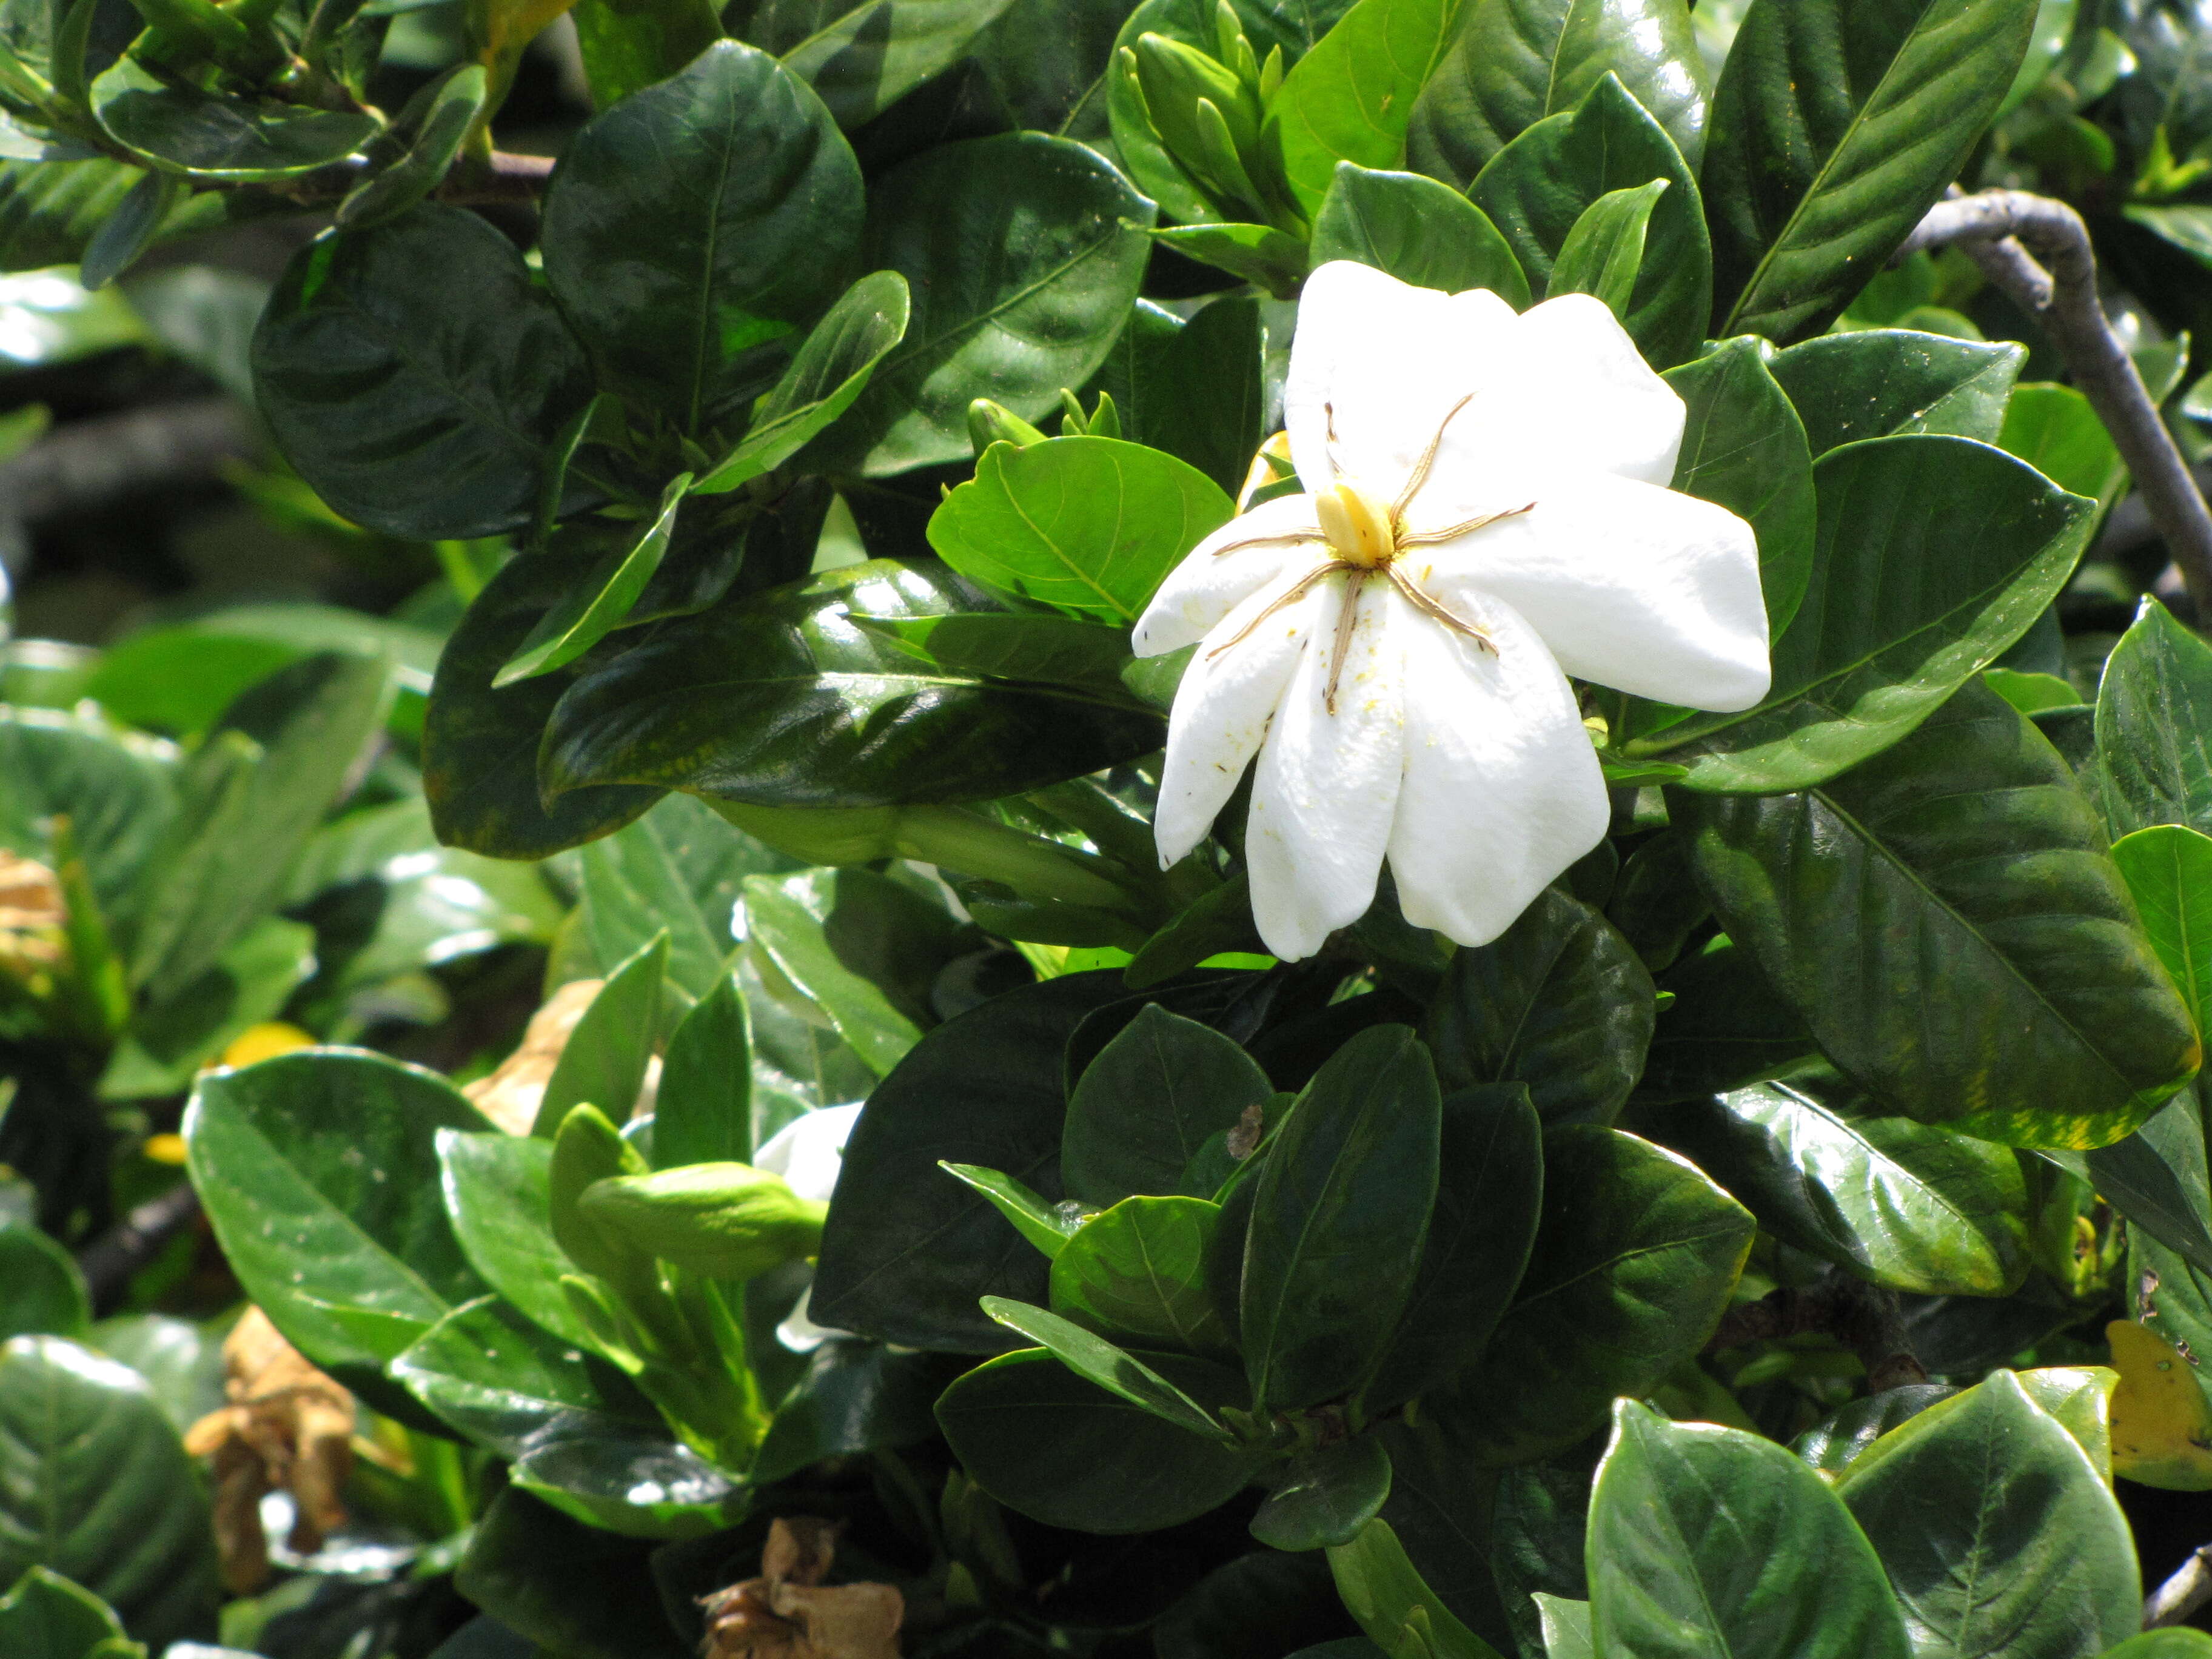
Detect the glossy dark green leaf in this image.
<box><xmin>742</xmin><ymin>870</ymin><xmax>924</xmax><ymax>1076</ymax></box>
<box><xmin>1426</xmin><ymin>888</ymin><xmax>1653</xmax><ymax>1126</ymax></box>
<box><xmin>1050</xmin><ymin>1196</ymin><xmax>1233</xmax><ymax>1355</ymax></box>
<box><xmin>1243</xmin><ymin>1025</ymin><xmax>1441</xmax><ymax>1412</ymax></box>
<box><xmin>124</xmin><ymin>652</ymin><xmax>387</xmax><ymax>1003</ymax></box>
<box><xmin>255</xmin><ymin>206</ymin><xmax>591</xmax><ymax>540</ymax></box>
<box><xmin>854</xmin><ymin>610</ymin><xmax>1137</xmax><ymax>702</ymax></box>
<box><xmin>1407</xmin><ymin>0</ymin><xmax>1706</xmax><ymax>184</ymax></box>
<box><xmin>537</xmin><ymin>933</ymin><xmax>669</xmax><ymax>1135</ymax></box>
<box><xmin>0</xmin><ymin>157</ymin><xmax>220</xmax><ymax>273</ymax></box>
<box><xmin>1999</xmin><ymin>381</ymin><xmax>2126</xmax><ymax>509</ymax></box>
<box><xmin>455</xmin><ymin>1489</ymin><xmax>684</xmax><ymax>1659</ymax></box>
<box><xmin>1642</xmin><ymin>1080</ymin><xmax>2030</xmax><ymax>1295</ymax></box>
<box><xmin>0</xmin><ymin>1336</ymin><xmax>218</xmax><ymax>1651</ymax></box>
<box><xmin>1079</xmin><ymin>295</ymin><xmax>1267</xmax><ymax>498</ymax></box>
<box><xmin>2115</xmin><ymin>825</ymin><xmax>2212</xmax><ymax>1039</ymax></box>
<box><xmin>438</xmin><ymin>1131</ymin><xmax>600</xmax><ymax>1350</ymax></box>
<box><xmin>935</xmin><ymin>1346</ymin><xmax>1259</xmax><ymax>1532</ymax></box>
<box><xmin>1635</xmin><ymin>937</ymin><xmax>1814</xmax><ymax>1102</ymax></box>
<box><xmin>76</xmin><ymin>167</ymin><xmax>178</xmax><ymax>290</ymax></box>
<box><xmin>1793</xmin><ymin>1386</ymin><xmax>1957</xmax><ymax>1476</ymax></box>
<box><xmin>981</xmin><ymin>1296</ymin><xmax>1231</xmax><ymax>1436</ymax></box>
<box><xmin>1767</xmin><ymin>331</ymin><xmax>2026</xmax><ymax>457</ymax></box>
<box><xmin>0</xmin><ymin>1566</ymin><xmax>133</xmax><ymax>1659</ymax></box>
<box><xmin>813</xmin><ymin>972</ymin><xmax>1136</xmax><ymax>1348</ymax></box>
<box><xmin>540</xmin><ymin>558</ymin><xmax>1163</xmax><ymax>808</ymax></box>
<box><xmin>0</xmin><ymin>1226</ymin><xmax>87</xmax><ymax>1342</ymax></box>
<box><xmin>1677</xmin><ymin>682</ymin><xmax>2201</xmax><ymax>1148</ymax></box>
<box><xmin>1707</xmin><ymin>0</ymin><xmax>2042</xmax><ymax>339</ymax></box>
<box><xmin>1062</xmin><ymin>1003</ymin><xmax>1273</xmax><ymax>1205</ymax></box>
<box><xmin>390</xmin><ymin>1294</ymin><xmax>656</xmax><ymax>1458</ymax></box>
<box><xmin>751</xmin><ymin>1339</ymin><xmax>944</xmax><ymax>1482</ymax></box>
<box><xmin>1310</xmin><ymin>162</ymin><xmax>1529</xmax><ymax>304</ymax></box>
<box><xmin>1546</xmin><ymin>176</ymin><xmax>1665</xmax><ymax>316</ymax></box>
<box><xmin>1252</xmin><ymin>1436</ymin><xmax>1393</xmax><ymax>1551</ymax></box>
<box><xmin>1153</xmin><ymin>222</ymin><xmax>1311</xmax><ymax>296</ymax></box>
<box><xmin>337</xmin><ymin>65</ymin><xmax>486</xmax><ymax>230</ymax></box>
<box><xmin>2070</xmin><ymin>1087</ymin><xmax>2212</xmax><ymax>1281</ymax></box>
<box><xmin>0</xmin><ymin>711</ymin><xmax>174</xmax><ymax>917</ymax></box>
<box><xmin>1327</xmin><ymin>1518</ymin><xmax>1501</xmax><ymax>1659</ymax></box>
<box><xmin>654</xmin><ymin>974</ymin><xmax>751</xmax><ymax>1169</ymax></box>
<box><xmin>779</xmin><ymin>0</ymin><xmax>1019</xmax><ymax>129</ymax></box>
<box><xmin>811</xmin><ymin>133</ymin><xmax>1154</xmax><ymax>474</ymax></box>
<box><xmin>424</xmin><ymin>555</ymin><xmax>665</xmax><ymax>860</ymax></box>
<box><xmin>1639</xmin><ymin>436</ymin><xmax>2094</xmax><ymax>793</ymax></box>
<box><xmin>1435</xmin><ymin>1125</ymin><xmax>1753</xmax><ymax>1464</ymax></box>
<box><xmin>542</xmin><ymin>41</ymin><xmax>862</xmax><ymax>430</ymax></box>
<box><xmin>1469</xmin><ymin>73</ymin><xmax>1709</xmax><ymax>369</ymax></box>
<box><xmin>92</xmin><ymin>60</ymin><xmax>375</xmax><ymax>180</ymax></box>
<box><xmin>1359</xmin><ymin>1084</ymin><xmax>1542</xmax><ymax>1414</ymax></box>
<box><xmin>1837</xmin><ymin>1369</ymin><xmax>2137</xmax><ymax>1659</ymax></box>
<box><xmin>497</xmin><ymin>475</ymin><xmax>692</xmax><ymax>688</ymax></box>
<box><xmin>2098</xmin><ymin>598</ymin><xmax>2212</xmax><ymax>839</ymax></box>
<box><xmin>1589</xmin><ymin>1399</ymin><xmax>1909</xmax><ymax>1659</ymax></box>
<box><xmin>696</xmin><ymin>269</ymin><xmax>909</xmax><ymax>493</ymax></box>
<box><xmin>1266</xmin><ymin>0</ymin><xmax>1461</xmax><ymax>216</ymax></box>
<box><xmin>928</xmin><ymin>435</ymin><xmax>1233</xmax><ymax>624</ymax></box>
<box><xmin>1155</xmin><ymin>1549</ymin><xmax>1365</xmax><ymax>1659</ymax></box>
<box><xmin>511</xmin><ymin>1427</ymin><xmax>746</xmax><ymax>1540</ymax></box>
<box><xmin>184</xmin><ymin>1050</ymin><xmax>495</xmax><ymax>1378</ymax></box>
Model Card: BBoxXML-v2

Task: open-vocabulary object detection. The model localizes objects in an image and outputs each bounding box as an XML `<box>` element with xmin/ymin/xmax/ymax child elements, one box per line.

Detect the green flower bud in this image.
<box><xmin>578</xmin><ymin>1162</ymin><xmax>829</xmax><ymax>1281</ymax></box>
<box><xmin>1132</xmin><ymin>32</ymin><xmax>1268</xmax><ymax>216</ymax></box>
<box><xmin>967</xmin><ymin>398</ymin><xmax>1050</xmax><ymax>455</ymax></box>
<box><xmin>549</xmin><ymin>1102</ymin><xmax>648</xmax><ymax>1281</ymax></box>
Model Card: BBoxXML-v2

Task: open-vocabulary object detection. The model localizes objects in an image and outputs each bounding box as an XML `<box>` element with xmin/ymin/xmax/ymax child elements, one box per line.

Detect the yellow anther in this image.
<box><xmin>1315</xmin><ymin>481</ymin><xmax>1397</xmax><ymax>569</ymax></box>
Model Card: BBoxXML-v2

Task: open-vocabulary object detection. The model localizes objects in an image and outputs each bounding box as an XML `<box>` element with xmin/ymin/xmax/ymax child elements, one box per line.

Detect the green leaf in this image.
<box><xmin>1708</xmin><ymin>0</ymin><xmax>2043</xmax><ymax>339</ymax></box>
<box><xmin>694</xmin><ymin>269</ymin><xmax>910</xmax><ymax>494</ymax></box>
<box><xmin>76</xmin><ymin>169</ymin><xmax>178</xmax><ymax>291</ymax></box>
<box><xmin>1546</xmin><ymin>176</ymin><xmax>1665</xmax><ymax>317</ymax></box>
<box><xmin>541</xmin><ymin>41</ymin><xmax>862</xmax><ymax>431</ymax></box>
<box><xmin>2000</xmin><ymin>381</ymin><xmax>2125</xmax><ymax>510</ymax></box>
<box><xmin>2097</xmin><ymin>598</ymin><xmax>2212</xmax><ymax>838</ymax></box>
<box><xmin>1243</xmin><ymin>1025</ymin><xmax>1441</xmax><ymax>1412</ymax></box>
<box><xmin>1433</xmin><ymin>1125</ymin><xmax>1753</xmax><ymax>1464</ymax></box>
<box><xmin>854</xmin><ymin>611</ymin><xmax>1138</xmax><ymax>702</ymax></box>
<box><xmin>496</xmin><ymin>475</ymin><xmax>692</xmax><ymax>688</ymax></box>
<box><xmin>1252</xmin><ymin>1435</ymin><xmax>1393</xmax><ymax>1551</ymax></box>
<box><xmin>1641</xmin><ymin>1079</ymin><xmax>2031</xmax><ymax>1295</ymax></box>
<box><xmin>1836</xmin><ymin>1369</ymin><xmax>2138</xmax><ymax>1659</ymax></box>
<box><xmin>0</xmin><ymin>158</ymin><xmax>218</xmax><ymax>274</ymax></box>
<box><xmin>1588</xmin><ymin>1399</ymin><xmax>1911</xmax><ymax>1659</ymax></box>
<box><xmin>1535</xmin><ymin>1596</ymin><xmax>1594</xmax><ymax>1659</ymax></box>
<box><xmin>1470</xmin><ymin>73</ymin><xmax>1710</xmax><ymax>369</ymax></box>
<box><xmin>0</xmin><ymin>1337</ymin><xmax>218</xmax><ymax>1651</ymax></box>
<box><xmin>511</xmin><ymin>1426</ymin><xmax>747</xmax><ymax>1540</ymax></box>
<box><xmin>1358</xmin><ymin>1084</ymin><xmax>1542</xmax><ymax>1415</ymax></box>
<box><xmin>455</xmin><ymin>1489</ymin><xmax>684</xmax><ymax>1659</ymax></box>
<box><xmin>123</xmin><ymin>652</ymin><xmax>387</xmax><ymax>1003</ymax></box>
<box><xmin>338</xmin><ymin>65</ymin><xmax>487</xmax><ymax>230</ymax></box>
<box><xmin>1265</xmin><ymin>0</ymin><xmax>1464</xmax><ymax>217</ymax></box>
<box><xmin>423</xmin><ymin>555</ymin><xmax>665</xmax><ymax>861</ymax></box>
<box><xmin>0</xmin><ymin>1566</ymin><xmax>136</xmax><ymax>1659</ymax></box>
<box><xmin>0</xmin><ymin>711</ymin><xmax>174</xmax><ymax>918</ymax></box>
<box><xmin>1310</xmin><ymin>162</ymin><xmax>1529</xmax><ymax>303</ymax></box>
<box><xmin>184</xmin><ymin>1051</ymin><xmax>496</xmax><ymax>1380</ymax></box>
<box><xmin>2115</xmin><ymin>825</ymin><xmax>2212</xmax><ymax>1041</ymax></box>
<box><xmin>535</xmin><ymin>932</ymin><xmax>669</xmax><ymax>1135</ymax></box>
<box><xmin>1426</xmin><ymin>888</ymin><xmax>1654</xmax><ymax>1126</ymax></box>
<box><xmin>2073</xmin><ymin>1088</ymin><xmax>2212</xmax><ymax>1281</ymax></box>
<box><xmin>538</xmin><ymin>558</ymin><xmax>1164</xmax><ymax>809</ymax></box>
<box><xmin>96</xmin><ymin>915</ymin><xmax>314</xmax><ymax>1102</ymax></box>
<box><xmin>1675</xmin><ymin>681</ymin><xmax>2202</xmax><ymax>1148</ymax></box>
<box><xmin>1767</xmin><ymin>330</ymin><xmax>2025</xmax><ymax>457</ymax></box>
<box><xmin>91</xmin><ymin>61</ymin><xmax>376</xmax><ymax>181</ymax></box>
<box><xmin>0</xmin><ymin>1227</ymin><xmax>85</xmax><ymax>1344</ymax></box>
<box><xmin>1641</xmin><ymin>436</ymin><xmax>2094</xmax><ymax>794</ymax></box>
<box><xmin>810</xmin><ymin>132</ymin><xmax>1155</xmax><ymax>475</ymax></box>
<box><xmin>254</xmin><ymin>205</ymin><xmax>594</xmax><ymax>541</ymax></box>
<box><xmin>1152</xmin><ymin>221</ymin><xmax>1311</xmax><ymax>296</ymax></box>
<box><xmin>813</xmin><ymin>972</ymin><xmax>1138</xmax><ymax>1349</ymax></box>
<box><xmin>752</xmin><ymin>1338</ymin><xmax>944</xmax><ymax>1483</ymax></box>
<box><xmin>1406</xmin><ymin>0</ymin><xmax>1707</xmax><ymax>184</ymax></box>
<box><xmin>1049</xmin><ymin>1195</ymin><xmax>1232</xmax><ymax>1355</ymax></box>
<box><xmin>2102</xmin><ymin>1637</ymin><xmax>2212</xmax><ymax>1658</ymax></box>
<box><xmin>1328</xmin><ymin>1518</ymin><xmax>1501</xmax><ymax>1659</ymax></box>
<box><xmin>1062</xmin><ymin>1002</ymin><xmax>1273</xmax><ymax>1205</ymax></box>
<box><xmin>438</xmin><ymin>1131</ymin><xmax>600</xmax><ymax>1350</ymax></box>
<box><xmin>1079</xmin><ymin>294</ymin><xmax>1267</xmax><ymax>498</ymax></box>
<box><xmin>939</xmin><ymin>1161</ymin><xmax>1087</xmax><ymax>1258</ymax></box>
<box><xmin>928</xmin><ymin>435</ymin><xmax>1233</xmax><ymax>624</ymax></box>
<box><xmin>390</xmin><ymin>1294</ymin><xmax>656</xmax><ymax>1458</ymax></box>
<box><xmin>980</xmin><ymin>1295</ymin><xmax>1231</xmax><ymax>1436</ymax></box>
<box><xmin>655</xmin><ymin>973</ymin><xmax>751</xmax><ymax>1168</ymax></box>
<box><xmin>935</xmin><ymin>1346</ymin><xmax>1259</xmax><ymax>1532</ymax></box>
<box><xmin>779</xmin><ymin>0</ymin><xmax>1020</xmax><ymax>129</ymax></box>
<box><xmin>567</xmin><ymin>0</ymin><xmax>721</xmax><ymax>107</ymax></box>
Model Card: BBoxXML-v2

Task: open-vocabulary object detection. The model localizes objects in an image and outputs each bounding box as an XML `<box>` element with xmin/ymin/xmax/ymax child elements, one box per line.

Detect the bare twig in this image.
<box><xmin>1892</xmin><ymin>189</ymin><xmax>2212</xmax><ymax>618</ymax></box>
<box><xmin>75</xmin><ymin>1179</ymin><xmax>201</xmax><ymax>1314</ymax></box>
<box><xmin>1706</xmin><ymin>1274</ymin><xmax>1928</xmax><ymax>1392</ymax></box>
<box><xmin>437</xmin><ymin>150</ymin><xmax>556</xmax><ymax>206</ymax></box>
<box><xmin>2147</xmin><ymin>1543</ymin><xmax>2212</xmax><ymax>1629</ymax></box>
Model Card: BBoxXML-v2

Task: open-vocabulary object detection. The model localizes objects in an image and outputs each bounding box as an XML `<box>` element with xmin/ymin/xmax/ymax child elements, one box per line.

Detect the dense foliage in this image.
<box><xmin>15</xmin><ymin>0</ymin><xmax>2212</xmax><ymax>1655</ymax></box>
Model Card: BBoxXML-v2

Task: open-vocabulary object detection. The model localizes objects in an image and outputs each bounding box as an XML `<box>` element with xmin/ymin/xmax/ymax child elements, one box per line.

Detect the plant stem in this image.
<box><xmin>2145</xmin><ymin>1543</ymin><xmax>2212</xmax><ymax>1628</ymax></box>
<box><xmin>1893</xmin><ymin>188</ymin><xmax>2212</xmax><ymax>618</ymax></box>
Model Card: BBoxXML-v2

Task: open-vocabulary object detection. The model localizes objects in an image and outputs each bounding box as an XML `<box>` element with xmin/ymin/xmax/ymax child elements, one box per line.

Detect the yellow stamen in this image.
<box><xmin>1315</xmin><ymin>481</ymin><xmax>1397</xmax><ymax>569</ymax></box>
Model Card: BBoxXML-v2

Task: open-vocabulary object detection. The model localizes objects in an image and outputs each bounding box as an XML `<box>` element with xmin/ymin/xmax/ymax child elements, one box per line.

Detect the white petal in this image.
<box><xmin>1404</xmin><ymin>470</ymin><xmax>1769</xmax><ymax>711</ymax></box>
<box><xmin>1492</xmin><ymin>294</ymin><xmax>1686</xmax><ymax>486</ymax></box>
<box><xmin>1387</xmin><ymin>598</ymin><xmax>1610</xmax><ymax>947</ymax></box>
<box><xmin>1155</xmin><ymin>571</ymin><xmax>1331</xmax><ymax>865</ymax></box>
<box><xmin>751</xmin><ymin>1102</ymin><xmax>864</xmax><ymax>1202</ymax></box>
<box><xmin>1246</xmin><ymin>575</ymin><xmax>1406</xmax><ymax>960</ymax></box>
<box><xmin>1284</xmin><ymin>261</ymin><xmax>1520</xmax><ymax>497</ymax></box>
<box><xmin>1131</xmin><ymin>492</ymin><xmax>1327</xmax><ymax>656</ymax></box>
<box><xmin>776</xmin><ymin>1284</ymin><xmax>851</xmax><ymax>1353</ymax></box>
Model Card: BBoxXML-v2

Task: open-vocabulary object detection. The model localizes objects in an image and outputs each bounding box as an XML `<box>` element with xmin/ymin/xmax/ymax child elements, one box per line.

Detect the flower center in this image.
<box><xmin>1314</xmin><ymin>481</ymin><xmax>1398</xmax><ymax>569</ymax></box>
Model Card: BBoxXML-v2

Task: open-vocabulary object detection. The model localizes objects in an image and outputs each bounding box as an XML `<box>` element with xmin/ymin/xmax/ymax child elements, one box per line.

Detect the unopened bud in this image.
<box><xmin>1132</xmin><ymin>32</ymin><xmax>1268</xmax><ymax>216</ymax></box>
<box><xmin>967</xmin><ymin>398</ymin><xmax>1049</xmax><ymax>455</ymax></box>
<box><xmin>578</xmin><ymin>1162</ymin><xmax>828</xmax><ymax>1280</ymax></box>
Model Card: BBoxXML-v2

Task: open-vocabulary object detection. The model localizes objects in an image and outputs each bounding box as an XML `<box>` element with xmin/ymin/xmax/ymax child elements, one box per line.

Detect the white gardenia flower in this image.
<box><xmin>752</xmin><ymin>1102</ymin><xmax>862</xmax><ymax>1353</ymax></box>
<box><xmin>1132</xmin><ymin>261</ymin><xmax>1772</xmax><ymax>962</ymax></box>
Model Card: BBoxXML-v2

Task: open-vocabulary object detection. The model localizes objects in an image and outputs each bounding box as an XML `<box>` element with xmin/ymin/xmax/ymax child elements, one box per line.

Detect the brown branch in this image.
<box><xmin>2147</xmin><ymin>1543</ymin><xmax>2212</xmax><ymax>1629</ymax></box>
<box><xmin>437</xmin><ymin>150</ymin><xmax>555</xmax><ymax>206</ymax></box>
<box><xmin>75</xmin><ymin>1179</ymin><xmax>201</xmax><ymax>1314</ymax></box>
<box><xmin>1892</xmin><ymin>189</ymin><xmax>2212</xmax><ymax>619</ymax></box>
<box><xmin>1706</xmin><ymin>1275</ymin><xmax>1928</xmax><ymax>1392</ymax></box>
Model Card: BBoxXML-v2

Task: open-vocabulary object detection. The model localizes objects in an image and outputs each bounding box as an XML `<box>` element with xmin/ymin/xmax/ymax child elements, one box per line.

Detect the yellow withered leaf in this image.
<box><xmin>2107</xmin><ymin>1318</ymin><xmax>2212</xmax><ymax>1489</ymax></box>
